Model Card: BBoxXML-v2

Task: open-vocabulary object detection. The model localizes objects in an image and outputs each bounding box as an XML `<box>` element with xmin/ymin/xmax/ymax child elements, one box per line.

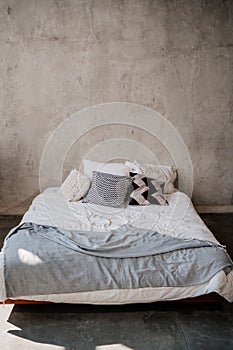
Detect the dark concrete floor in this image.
<box><xmin>0</xmin><ymin>214</ymin><xmax>233</xmax><ymax>350</ymax></box>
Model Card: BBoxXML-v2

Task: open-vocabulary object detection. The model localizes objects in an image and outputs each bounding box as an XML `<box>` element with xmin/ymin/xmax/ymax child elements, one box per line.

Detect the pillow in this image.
<box><xmin>61</xmin><ymin>169</ymin><xmax>91</xmax><ymax>202</ymax></box>
<box><xmin>82</xmin><ymin>159</ymin><xmax>129</xmax><ymax>179</ymax></box>
<box><xmin>125</xmin><ymin>160</ymin><xmax>177</xmax><ymax>194</ymax></box>
<box><xmin>83</xmin><ymin>171</ymin><xmax>132</xmax><ymax>208</ymax></box>
<box><xmin>129</xmin><ymin>172</ymin><xmax>168</xmax><ymax>206</ymax></box>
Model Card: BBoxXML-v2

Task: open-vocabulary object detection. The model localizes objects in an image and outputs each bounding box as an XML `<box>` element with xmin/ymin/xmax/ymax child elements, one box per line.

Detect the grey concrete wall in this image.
<box><xmin>0</xmin><ymin>0</ymin><xmax>233</xmax><ymax>213</ymax></box>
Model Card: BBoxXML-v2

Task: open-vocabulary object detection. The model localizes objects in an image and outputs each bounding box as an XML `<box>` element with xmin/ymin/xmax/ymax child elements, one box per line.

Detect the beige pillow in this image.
<box><xmin>125</xmin><ymin>160</ymin><xmax>177</xmax><ymax>194</ymax></box>
<box><xmin>82</xmin><ymin>159</ymin><xmax>129</xmax><ymax>179</ymax></box>
<box><xmin>61</xmin><ymin>169</ymin><xmax>91</xmax><ymax>202</ymax></box>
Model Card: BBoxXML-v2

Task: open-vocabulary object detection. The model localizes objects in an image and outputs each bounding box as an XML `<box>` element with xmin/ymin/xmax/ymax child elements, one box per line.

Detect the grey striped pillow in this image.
<box><xmin>83</xmin><ymin>171</ymin><xmax>132</xmax><ymax>208</ymax></box>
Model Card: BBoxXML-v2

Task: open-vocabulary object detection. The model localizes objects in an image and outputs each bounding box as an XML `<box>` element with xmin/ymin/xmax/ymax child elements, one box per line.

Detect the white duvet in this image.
<box><xmin>0</xmin><ymin>187</ymin><xmax>233</xmax><ymax>303</ymax></box>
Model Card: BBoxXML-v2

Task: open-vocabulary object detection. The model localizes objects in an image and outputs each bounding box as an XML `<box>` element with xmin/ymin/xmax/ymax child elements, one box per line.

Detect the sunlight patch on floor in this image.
<box><xmin>0</xmin><ymin>305</ymin><xmax>65</xmax><ymax>350</ymax></box>
<box><xmin>0</xmin><ymin>305</ymin><xmax>20</xmax><ymax>333</ymax></box>
<box><xmin>96</xmin><ymin>344</ymin><xmax>134</xmax><ymax>350</ymax></box>
<box><xmin>0</xmin><ymin>333</ymin><xmax>66</xmax><ymax>350</ymax></box>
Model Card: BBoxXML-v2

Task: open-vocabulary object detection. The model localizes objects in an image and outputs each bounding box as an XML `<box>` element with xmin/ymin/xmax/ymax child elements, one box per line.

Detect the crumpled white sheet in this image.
<box><xmin>22</xmin><ymin>187</ymin><xmax>219</xmax><ymax>243</ymax></box>
<box><xmin>0</xmin><ymin>187</ymin><xmax>232</xmax><ymax>303</ymax></box>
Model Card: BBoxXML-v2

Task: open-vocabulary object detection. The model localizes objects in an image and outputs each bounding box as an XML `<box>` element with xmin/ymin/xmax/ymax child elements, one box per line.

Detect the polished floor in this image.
<box><xmin>0</xmin><ymin>214</ymin><xmax>233</xmax><ymax>350</ymax></box>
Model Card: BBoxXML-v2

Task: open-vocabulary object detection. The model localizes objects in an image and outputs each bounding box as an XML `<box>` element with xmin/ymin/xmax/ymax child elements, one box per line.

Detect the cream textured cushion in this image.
<box><xmin>61</xmin><ymin>169</ymin><xmax>91</xmax><ymax>202</ymax></box>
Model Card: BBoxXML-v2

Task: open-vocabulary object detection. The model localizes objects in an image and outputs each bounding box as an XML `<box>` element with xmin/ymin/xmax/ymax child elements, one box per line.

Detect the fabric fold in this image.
<box><xmin>3</xmin><ymin>222</ymin><xmax>232</xmax><ymax>298</ymax></box>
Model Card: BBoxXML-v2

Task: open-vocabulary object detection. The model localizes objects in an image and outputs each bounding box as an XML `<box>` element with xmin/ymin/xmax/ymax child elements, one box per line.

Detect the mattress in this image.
<box><xmin>0</xmin><ymin>187</ymin><xmax>233</xmax><ymax>303</ymax></box>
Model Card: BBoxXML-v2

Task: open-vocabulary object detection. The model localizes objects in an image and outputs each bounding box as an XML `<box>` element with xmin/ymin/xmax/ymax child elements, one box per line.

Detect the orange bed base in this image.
<box><xmin>0</xmin><ymin>292</ymin><xmax>225</xmax><ymax>304</ymax></box>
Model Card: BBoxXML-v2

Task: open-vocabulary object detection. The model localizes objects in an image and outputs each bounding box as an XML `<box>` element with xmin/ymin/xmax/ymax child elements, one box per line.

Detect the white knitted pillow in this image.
<box><xmin>61</xmin><ymin>169</ymin><xmax>91</xmax><ymax>202</ymax></box>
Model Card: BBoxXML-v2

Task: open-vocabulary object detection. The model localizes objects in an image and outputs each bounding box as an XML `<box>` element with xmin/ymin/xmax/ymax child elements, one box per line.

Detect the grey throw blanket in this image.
<box><xmin>3</xmin><ymin>222</ymin><xmax>232</xmax><ymax>298</ymax></box>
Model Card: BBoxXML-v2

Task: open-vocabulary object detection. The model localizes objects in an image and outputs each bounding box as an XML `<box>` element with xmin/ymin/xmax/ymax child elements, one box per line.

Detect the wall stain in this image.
<box><xmin>51</xmin><ymin>36</ymin><xmax>59</xmax><ymax>41</ymax></box>
<box><xmin>7</xmin><ymin>5</ymin><xmax>12</xmax><ymax>15</ymax></box>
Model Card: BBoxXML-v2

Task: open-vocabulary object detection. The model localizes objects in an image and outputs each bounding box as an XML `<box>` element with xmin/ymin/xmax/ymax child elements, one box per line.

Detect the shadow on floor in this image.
<box><xmin>5</xmin><ymin>302</ymin><xmax>233</xmax><ymax>350</ymax></box>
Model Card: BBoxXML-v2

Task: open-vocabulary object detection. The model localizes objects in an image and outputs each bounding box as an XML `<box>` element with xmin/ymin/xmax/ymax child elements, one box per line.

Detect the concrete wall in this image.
<box><xmin>0</xmin><ymin>0</ymin><xmax>233</xmax><ymax>213</ymax></box>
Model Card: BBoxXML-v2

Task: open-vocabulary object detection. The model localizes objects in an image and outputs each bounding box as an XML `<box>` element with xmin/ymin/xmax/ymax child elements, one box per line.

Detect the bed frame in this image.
<box><xmin>0</xmin><ymin>293</ymin><xmax>225</xmax><ymax>304</ymax></box>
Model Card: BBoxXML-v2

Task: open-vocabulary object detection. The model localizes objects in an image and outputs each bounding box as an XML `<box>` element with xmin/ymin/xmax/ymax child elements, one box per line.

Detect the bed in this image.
<box><xmin>0</xmin><ymin>182</ymin><xmax>232</xmax><ymax>304</ymax></box>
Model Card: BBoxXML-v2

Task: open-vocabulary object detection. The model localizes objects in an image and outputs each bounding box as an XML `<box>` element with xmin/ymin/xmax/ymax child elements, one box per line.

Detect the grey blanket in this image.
<box><xmin>3</xmin><ymin>222</ymin><xmax>232</xmax><ymax>298</ymax></box>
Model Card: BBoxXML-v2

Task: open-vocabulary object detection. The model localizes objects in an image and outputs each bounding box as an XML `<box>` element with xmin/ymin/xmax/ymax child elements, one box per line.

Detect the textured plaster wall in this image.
<box><xmin>0</xmin><ymin>0</ymin><xmax>233</xmax><ymax>212</ymax></box>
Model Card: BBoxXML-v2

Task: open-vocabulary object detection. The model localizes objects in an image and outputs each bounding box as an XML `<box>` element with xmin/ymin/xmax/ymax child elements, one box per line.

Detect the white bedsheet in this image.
<box><xmin>1</xmin><ymin>187</ymin><xmax>232</xmax><ymax>303</ymax></box>
<box><xmin>22</xmin><ymin>187</ymin><xmax>219</xmax><ymax>243</ymax></box>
